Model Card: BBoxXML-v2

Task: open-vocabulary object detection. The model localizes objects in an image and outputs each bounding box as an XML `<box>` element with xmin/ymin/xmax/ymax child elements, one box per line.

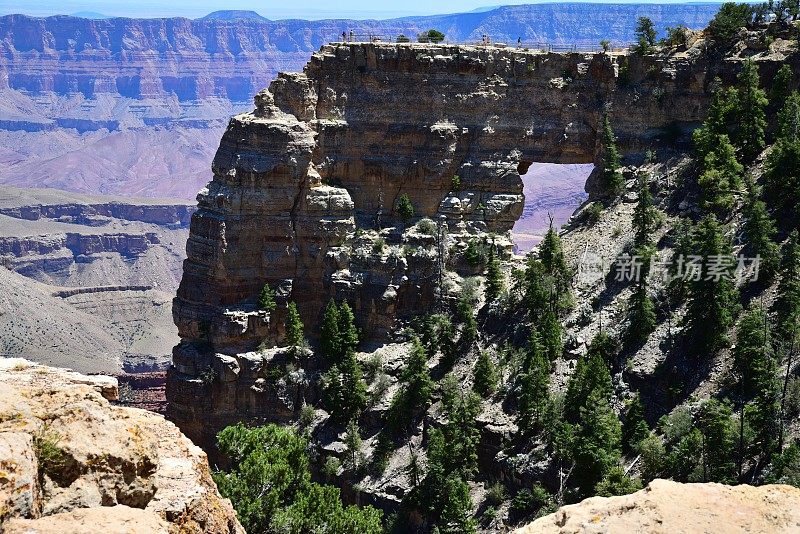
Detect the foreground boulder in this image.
<box><xmin>515</xmin><ymin>479</ymin><xmax>800</xmax><ymax>533</ymax></box>
<box><xmin>0</xmin><ymin>358</ymin><xmax>243</xmax><ymax>533</ymax></box>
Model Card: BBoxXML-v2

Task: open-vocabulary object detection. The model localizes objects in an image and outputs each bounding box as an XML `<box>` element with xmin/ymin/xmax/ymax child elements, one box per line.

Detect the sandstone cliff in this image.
<box><xmin>515</xmin><ymin>479</ymin><xmax>800</xmax><ymax>533</ymax></box>
<box><xmin>0</xmin><ymin>358</ymin><xmax>243</xmax><ymax>533</ymax></box>
<box><xmin>168</xmin><ymin>32</ymin><xmax>798</xmax><ymax>446</ymax></box>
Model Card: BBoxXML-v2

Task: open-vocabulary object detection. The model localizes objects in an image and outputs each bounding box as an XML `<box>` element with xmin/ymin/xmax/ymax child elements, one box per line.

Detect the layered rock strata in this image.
<box><xmin>168</xmin><ymin>39</ymin><xmax>797</xmax><ymax>446</ymax></box>
<box><xmin>0</xmin><ymin>359</ymin><xmax>243</xmax><ymax>533</ymax></box>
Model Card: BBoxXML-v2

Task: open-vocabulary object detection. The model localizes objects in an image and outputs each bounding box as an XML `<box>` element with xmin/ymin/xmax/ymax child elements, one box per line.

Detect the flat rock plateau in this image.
<box><xmin>516</xmin><ymin>479</ymin><xmax>800</xmax><ymax>533</ymax></box>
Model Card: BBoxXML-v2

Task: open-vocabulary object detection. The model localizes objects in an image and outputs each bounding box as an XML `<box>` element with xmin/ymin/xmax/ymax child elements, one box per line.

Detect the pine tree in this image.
<box><xmin>750</xmin><ymin>351</ymin><xmax>780</xmax><ymax>462</ymax></box>
<box><xmin>621</xmin><ymin>394</ymin><xmax>649</xmax><ymax>453</ymax></box>
<box><xmin>771</xmin><ymin>64</ymin><xmax>794</xmax><ymax>109</ymax></box>
<box><xmin>778</xmin><ymin>91</ymin><xmax>800</xmax><ymax>142</ymax></box>
<box><xmin>485</xmin><ymin>245</ymin><xmax>504</xmax><ymax>302</ymax></box>
<box><xmin>336</xmin><ymin>302</ymin><xmax>359</xmax><ymax>357</ymax></box>
<box><xmin>539</xmin><ymin>309</ymin><xmax>563</xmax><ymax>362</ymax></box>
<box><xmin>418</xmin><ymin>395</ymin><xmax>479</xmax><ymax>533</ymax></box>
<box><xmin>389</xmin><ymin>337</ymin><xmax>434</xmax><ymax>430</ymax></box>
<box><xmin>696</xmin><ymin>399</ymin><xmax>737</xmax><ymax>483</ymax></box>
<box><xmin>457</xmin><ymin>294</ymin><xmax>477</xmax><ymax>346</ymax></box>
<box><xmin>258</xmin><ymin>282</ymin><xmax>276</xmax><ymax>311</ymax></box>
<box><xmin>540</xmin><ymin>222</ymin><xmax>572</xmax><ymax>297</ymax></box>
<box><xmin>627</xmin><ymin>284</ymin><xmax>657</xmax><ymax>346</ymax></box>
<box><xmin>322</xmin><ymin>349</ymin><xmax>368</xmax><ymax>424</ymax></box>
<box><xmin>472</xmin><ymin>350</ymin><xmax>497</xmax><ymax>397</ymax></box>
<box><xmin>732</xmin><ymin>59</ymin><xmax>768</xmax><ymax>162</ymax></box>
<box><xmin>441</xmin><ymin>391</ymin><xmax>481</xmax><ymax>478</ymax></box>
<box><xmin>396</xmin><ymin>193</ymin><xmax>415</xmax><ymax>221</ymax></box>
<box><xmin>600</xmin><ymin>115</ymin><xmax>625</xmax><ymax>199</ymax></box>
<box><xmin>320</xmin><ymin>299</ymin><xmax>341</xmax><ymax>365</ymax></box>
<box><xmin>285</xmin><ymin>301</ymin><xmax>305</xmax><ymax>349</ymax></box>
<box><xmin>564</xmin><ymin>342</ymin><xmax>614</xmax><ymax>424</ymax></box>
<box><xmin>693</xmin><ymin>84</ymin><xmax>737</xmax><ymax>160</ymax></box>
<box><xmin>697</xmin><ymin>134</ymin><xmax>743</xmax><ymax>217</ymax></box>
<box><xmin>763</xmin><ymin>133</ymin><xmax>800</xmax><ymax>225</ymax></box>
<box><xmin>572</xmin><ymin>388</ymin><xmax>622</xmax><ymax>495</ymax></box>
<box><xmin>437</xmin><ymin>474</ymin><xmax>476</xmax><ymax>534</ymax></box>
<box><xmin>213</xmin><ymin>424</ymin><xmax>383</xmax><ymax>533</ymax></box>
<box><xmin>627</xmin><ymin>173</ymin><xmax>658</xmax><ymax>344</ymax></box>
<box><xmin>633</xmin><ymin>16</ymin><xmax>657</xmax><ymax>54</ymax></box>
<box><xmin>734</xmin><ymin>306</ymin><xmax>773</xmax><ymax>398</ymax></box>
<box><xmin>685</xmin><ymin>215</ymin><xmax>740</xmax><ymax>354</ymax></box>
<box><xmin>522</xmin><ymin>258</ymin><xmax>550</xmax><ymax>320</ymax></box>
<box><xmin>632</xmin><ymin>173</ymin><xmax>657</xmax><ymax>256</ymax></box>
<box><xmin>669</xmin><ymin>217</ymin><xmax>696</xmax><ymax>299</ymax></box>
<box><xmin>343</xmin><ymin>418</ymin><xmax>363</xmax><ymax>471</ymax></box>
<box><xmin>774</xmin><ymin>231</ymin><xmax>800</xmax><ymax>342</ymax></box>
<box><xmin>438</xmin><ymin>315</ymin><xmax>458</xmax><ymax>368</ymax></box>
<box><xmin>742</xmin><ymin>183</ymin><xmax>780</xmax><ymax>281</ymax></box>
<box><xmin>518</xmin><ymin>329</ymin><xmax>551</xmax><ymax>433</ymax></box>
<box><xmin>586</xmin><ymin>330</ymin><xmax>617</xmax><ymax>368</ymax></box>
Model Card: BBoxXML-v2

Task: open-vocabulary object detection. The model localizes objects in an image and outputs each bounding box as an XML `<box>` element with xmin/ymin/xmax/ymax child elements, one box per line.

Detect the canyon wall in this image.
<box><xmin>164</xmin><ymin>36</ymin><xmax>800</xmax><ymax>446</ymax></box>
<box><xmin>0</xmin><ymin>187</ymin><xmax>195</xmax><ymax>372</ymax></box>
<box><xmin>0</xmin><ymin>4</ymin><xmax>722</xmax><ymax>198</ymax></box>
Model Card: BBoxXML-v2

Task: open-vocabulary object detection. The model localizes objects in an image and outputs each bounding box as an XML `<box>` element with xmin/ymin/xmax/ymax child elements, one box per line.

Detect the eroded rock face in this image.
<box><xmin>0</xmin><ymin>359</ymin><xmax>243</xmax><ymax>534</ymax></box>
<box><xmin>168</xmin><ymin>40</ymin><xmax>798</xmax><ymax>447</ymax></box>
<box><xmin>514</xmin><ymin>479</ymin><xmax>800</xmax><ymax>533</ymax></box>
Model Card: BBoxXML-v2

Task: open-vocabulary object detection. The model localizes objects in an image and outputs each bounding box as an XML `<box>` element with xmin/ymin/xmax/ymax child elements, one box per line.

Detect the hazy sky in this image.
<box><xmin>1</xmin><ymin>0</ymin><xmax>724</xmax><ymax>20</ymax></box>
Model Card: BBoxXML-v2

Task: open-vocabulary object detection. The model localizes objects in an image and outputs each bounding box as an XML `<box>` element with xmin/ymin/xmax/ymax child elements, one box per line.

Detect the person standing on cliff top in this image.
<box><xmin>517</xmin><ymin>36</ymin><xmax>522</xmax><ymax>48</ymax></box>
<box><xmin>350</xmin><ymin>30</ymin><xmax>354</xmax><ymax>42</ymax></box>
<box><xmin>342</xmin><ymin>31</ymin><xmax>347</xmax><ymax>42</ymax></box>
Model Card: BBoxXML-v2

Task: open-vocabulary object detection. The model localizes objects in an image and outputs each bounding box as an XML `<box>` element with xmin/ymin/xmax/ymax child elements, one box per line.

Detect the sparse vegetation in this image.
<box><xmin>213</xmin><ymin>424</ymin><xmax>382</xmax><ymax>532</ymax></box>
<box><xmin>258</xmin><ymin>282</ymin><xmax>276</xmax><ymax>311</ymax></box>
<box><xmin>396</xmin><ymin>193</ymin><xmax>415</xmax><ymax>221</ymax></box>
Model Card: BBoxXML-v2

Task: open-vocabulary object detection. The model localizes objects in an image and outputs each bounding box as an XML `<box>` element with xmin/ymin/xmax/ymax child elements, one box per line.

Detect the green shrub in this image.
<box><xmin>464</xmin><ymin>238</ymin><xmax>489</xmax><ymax>266</ymax></box>
<box><xmin>416</xmin><ymin>218</ymin><xmax>436</xmax><ymax>235</ymax></box>
<box><xmin>707</xmin><ymin>2</ymin><xmax>754</xmax><ymax>44</ymax></box>
<box><xmin>299</xmin><ymin>403</ymin><xmax>316</xmax><ymax>428</ymax></box>
<box><xmin>198</xmin><ymin>366</ymin><xmax>217</xmax><ymax>386</ymax></box>
<box><xmin>396</xmin><ymin>194</ymin><xmax>414</xmax><ymax>221</ymax></box>
<box><xmin>419</xmin><ymin>29</ymin><xmax>445</xmax><ymax>43</ymax></box>
<box><xmin>372</xmin><ymin>237</ymin><xmax>386</xmax><ymax>253</ymax></box>
<box><xmin>322</xmin><ymin>456</ymin><xmax>341</xmax><ymax>481</ymax></box>
<box><xmin>485</xmin><ymin>482</ymin><xmax>507</xmax><ymax>506</ymax></box>
<box><xmin>213</xmin><ymin>424</ymin><xmax>383</xmax><ymax>533</ymax></box>
<box><xmin>258</xmin><ymin>282</ymin><xmax>276</xmax><ymax>311</ymax></box>
<box><xmin>33</xmin><ymin>430</ymin><xmax>69</xmax><ymax>484</ymax></box>
<box><xmin>451</xmin><ymin>174</ymin><xmax>462</xmax><ymax>191</ymax></box>
<box><xmin>662</xmin><ymin>25</ymin><xmax>689</xmax><ymax>47</ymax></box>
<box><xmin>583</xmin><ymin>202</ymin><xmax>603</xmax><ymax>225</ymax></box>
<box><xmin>396</xmin><ymin>34</ymin><xmax>410</xmax><ymax>43</ymax></box>
<box><xmin>509</xmin><ymin>484</ymin><xmax>554</xmax><ymax>520</ymax></box>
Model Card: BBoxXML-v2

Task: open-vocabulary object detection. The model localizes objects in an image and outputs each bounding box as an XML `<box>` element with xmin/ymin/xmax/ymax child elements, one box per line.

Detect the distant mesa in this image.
<box><xmin>70</xmin><ymin>11</ymin><xmax>110</xmax><ymax>19</ymax></box>
<box><xmin>199</xmin><ymin>10</ymin><xmax>269</xmax><ymax>21</ymax></box>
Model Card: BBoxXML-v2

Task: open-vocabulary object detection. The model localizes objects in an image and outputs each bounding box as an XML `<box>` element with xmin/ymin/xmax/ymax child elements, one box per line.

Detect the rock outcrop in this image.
<box><xmin>515</xmin><ymin>479</ymin><xmax>800</xmax><ymax>533</ymax></box>
<box><xmin>167</xmin><ymin>35</ymin><xmax>798</xmax><ymax>446</ymax></box>
<box><xmin>0</xmin><ymin>358</ymin><xmax>243</xmax><ymax>533</ymax></box>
